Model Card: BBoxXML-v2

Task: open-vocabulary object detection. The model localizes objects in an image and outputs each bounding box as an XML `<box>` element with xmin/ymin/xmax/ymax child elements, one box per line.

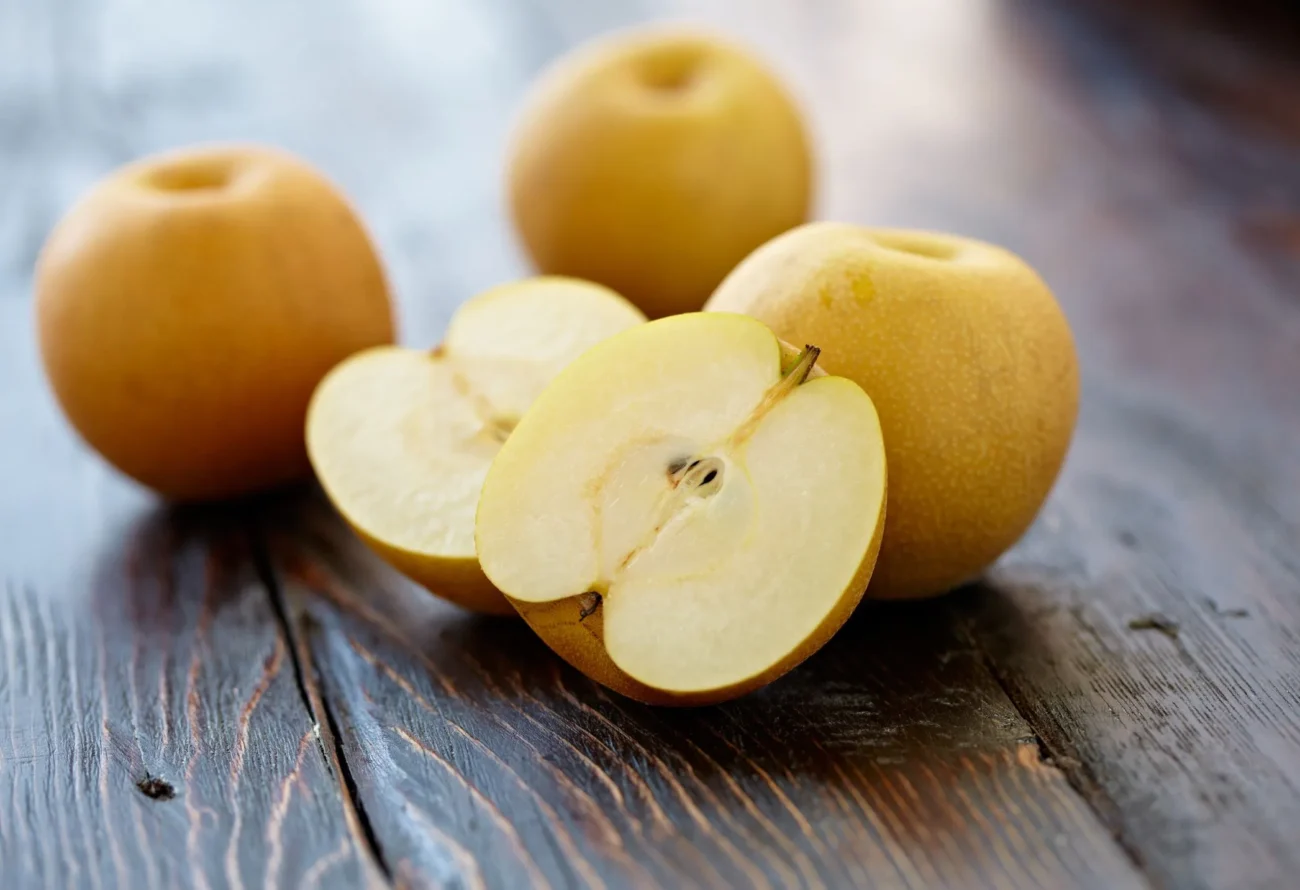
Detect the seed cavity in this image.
<box><xmin>674</xmin><ymin>456</ymin><xmax>724</xmax><ymax>497</ymax></box>
<box><xmin>667</xmin><ymin>456</ymin><xmax>694</xmax><ymax>478</ymax></box>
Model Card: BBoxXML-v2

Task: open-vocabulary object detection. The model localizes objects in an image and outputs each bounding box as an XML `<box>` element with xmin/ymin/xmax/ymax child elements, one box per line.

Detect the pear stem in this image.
<box><xmin>781</xmin><ymin>344</ymin><xmax>822</xmax><ymax>385</ymax></box>
<box><xmin>726</xmin><ymin>344</ymin><xmax>821</xmax><ymax>448</ymax></box>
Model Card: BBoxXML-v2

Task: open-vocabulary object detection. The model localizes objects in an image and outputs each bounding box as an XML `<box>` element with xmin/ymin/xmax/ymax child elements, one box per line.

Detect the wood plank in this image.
<box><xmin>205</xmin><ymin>0</ymin><xmax>1147</xmax><ymax>883</ymax></box>
<box><xmin>960</xmin><ymin>378</ymin><xmax>1300</xmax><ymax>890</ymax></box>
<box><xmin>939</xmin><ymin>3</ymin><xmax>1300</xmax><ymax>887</ymax></box>
<box><xmin>0</xmin><ymin>301</ymin><xmax>377</xmax><ymax>888</ymax></box>
<box><xmin>4</xmin><ymin>0</ymin><xmax>1299</xmax><ymax>888</ymax></box>
<box><xmin>668</xmin><ymin>1</ymin><xmax>1300</xmax><ymax>886</ymax></box>
<box><xmin>269</xmin><ymin>0</ymin><xmax>1300</xmax><ymax>887</ymax></box>
<box><xmin>0</xmin><ymin>0</ymin><xmax>379</xmax><ymax>885</ymax></box>
<box><xmin>270</xmin><ymin>500</ymin><xmax>1145</xmax><ymax>890</ymax></box>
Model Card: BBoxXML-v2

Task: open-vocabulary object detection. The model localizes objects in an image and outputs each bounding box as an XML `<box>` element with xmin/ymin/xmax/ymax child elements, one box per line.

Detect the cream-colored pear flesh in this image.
<box><xmin>476</xmin><ymin>313</ymin><xmax>886</xmax><ymax>704</ymax></box>
<box><xmin>306</xmin><ymin>277</ymin><xmax>646</xmax><ymax>614</ymax></box>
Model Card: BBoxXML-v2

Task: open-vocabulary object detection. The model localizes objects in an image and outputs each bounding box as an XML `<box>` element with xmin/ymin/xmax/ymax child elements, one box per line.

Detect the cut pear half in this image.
<box><xmin>476</xmin><ymin>313</ymin><xmax>887</xmax><ymax>703</ymax></box>
<box><xmin>306</xmin><ymin>277</ymin><xmax>647</xmax><ymax>614</ymax></box>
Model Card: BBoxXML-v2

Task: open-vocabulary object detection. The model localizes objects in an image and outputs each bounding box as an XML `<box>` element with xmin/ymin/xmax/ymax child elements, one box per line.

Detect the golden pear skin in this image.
<box><xmin>509</xmin><ymin>29</ymin><xmax>813</xmax><ymax>318</ymax></box>
<box><xmin>708</xmin><ymin>223</ymin><xmax>1079</xmax><ymax>599</ymax></box>
<box><xmin>38</xmin><ymin>144</ymin><xmax>394</xmax><ymax>500</ymax></box>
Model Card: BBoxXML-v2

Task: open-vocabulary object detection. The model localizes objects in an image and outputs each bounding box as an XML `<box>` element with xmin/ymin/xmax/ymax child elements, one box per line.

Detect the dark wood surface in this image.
<box><xmin>2</xmin><ymin>0</ymin><xmax>1298</xmax><ymax>888</ymax></box>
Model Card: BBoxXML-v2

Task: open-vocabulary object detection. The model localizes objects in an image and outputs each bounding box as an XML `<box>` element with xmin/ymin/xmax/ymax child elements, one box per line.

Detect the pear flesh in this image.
<box><xmin>476</xmin><ymin>313</ymin><xmax>887</xmax><ymax>704</ymax></box>
<box><xmin>306</xmin><ymin>277</ymin><xmax>646</xmax><ymax>614</ymax></box>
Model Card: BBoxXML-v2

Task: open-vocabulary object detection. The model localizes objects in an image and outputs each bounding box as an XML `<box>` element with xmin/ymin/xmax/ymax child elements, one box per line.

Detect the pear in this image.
<box><xmin>476</xmin><ymin>313</ymin><xmax>886</xmax><ymax>703</ymax></box>
<box><xmin>707</xmin><ymin>223</ymin><xmax>1079</xmax><ymax>599</ymax></box>
<box><xmin>307</xmin><ymin>277</ymin><xmax>645</xmax><ymax>614</ymax></box>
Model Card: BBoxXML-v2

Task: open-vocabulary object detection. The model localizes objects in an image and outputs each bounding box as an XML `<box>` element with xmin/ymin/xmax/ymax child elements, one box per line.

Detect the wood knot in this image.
<box><xmin>137</xmin><ymin>776</ymin><xmax>176</xmax><ymax>801</ymax></box>
<box><xmin>1127</xmin><ymin>613</ymin><xmax>1180</xmax><ymax>640</ymax></box>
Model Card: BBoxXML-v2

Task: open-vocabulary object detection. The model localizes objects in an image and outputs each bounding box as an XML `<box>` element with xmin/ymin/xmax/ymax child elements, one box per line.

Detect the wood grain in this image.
<box><xmin>269</xmin><ymin>499</ymin><xmax>1144</xmax><ymax>890</ymax></box>
<box><xmin>0</xmin><ymin>1</ymin><xmax>379</xmax><ymax>883</ymax></box>
<box><xmin>273</xmin><ymin>0</ymin><xmax>1300</xmax><ymax>886</ymax></box>
<box><xmin>959</xmin><ymin>371</ymin><xmax>1300</xmax><ymax>890</ymax></box>
<box><xmin>711</xmin><ymin>0</ymin><xmax>1297</xmax><ymax>887</ymax></box>
<box><xmin>3</xmin><ymin>0</ymin><xmax>1300</xmax><ymax>887</ymax></box>
<box><xmin>938</xmin><ymin>3</ymin><xmax>1300</xmax><ymax>888</ymax></box>
<box><xmin>0</xmin><ymin>380</ymin><xmax>376</xmax><ymax>888</ymax></box>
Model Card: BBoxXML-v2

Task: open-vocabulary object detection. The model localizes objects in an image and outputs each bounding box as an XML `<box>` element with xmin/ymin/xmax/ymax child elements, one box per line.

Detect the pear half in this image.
<box><xmin>306</xmin><ymin>277</ymin><xmax>646</xmax><ymax>614</ymax></box>
<box><xmin>476</xmin><ymin>313</ymin><xmax>886</xmax><ymax>704</ymax></box>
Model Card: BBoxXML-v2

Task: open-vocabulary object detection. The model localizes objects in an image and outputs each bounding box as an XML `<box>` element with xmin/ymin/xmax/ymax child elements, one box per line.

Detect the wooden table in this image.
<box><xmin>3</xmin><ymin>0</ymin><xmax>1298</xmax><ymax>887</ymax></box>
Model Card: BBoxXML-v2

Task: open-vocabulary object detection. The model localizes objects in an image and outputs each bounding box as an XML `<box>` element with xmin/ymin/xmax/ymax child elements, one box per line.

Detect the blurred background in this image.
<box><xmin>2</xmin><ymin>0</ymin><xmax>1298</xmax><ymax>568</ymax></box>
<box><xmin>5</xmin><ymin>0</ymin><xmax>1298</xmax><ymax>330</ymax></box>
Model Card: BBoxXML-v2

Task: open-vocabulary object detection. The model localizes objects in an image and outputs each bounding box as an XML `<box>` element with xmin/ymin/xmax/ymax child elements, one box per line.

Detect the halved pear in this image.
<box><xmin>306</xmin><ymin>277</ymin><xmax>646</xmax><ymax>614</ymax></box>
<box><xmin>476</xmin><ymin>313</ymin><xmax>887</xmax><ymax>703</ymax></box>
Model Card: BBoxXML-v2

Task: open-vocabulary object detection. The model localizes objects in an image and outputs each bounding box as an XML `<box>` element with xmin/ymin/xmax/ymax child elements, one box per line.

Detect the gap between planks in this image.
<box><xmin>246</xmin><ymin>524</ymin><xmax>394</xmax><ymax>889</ymax></box>
<box><xmin>959</xmin><ymin>610</ymin><xmax>1152</xmax><ymax>881</ymax></box>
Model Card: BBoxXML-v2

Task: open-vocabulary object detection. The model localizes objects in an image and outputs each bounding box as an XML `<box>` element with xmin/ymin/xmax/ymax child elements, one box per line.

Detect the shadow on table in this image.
<box><xmin>277</xmin><ymin>484</ymin><xmax>1038</xmax><ymax>761</ymax></box>
<box><xmin>86</xmin><ymin>498</ymin><xmax>277</xmax><ymax>635</ymax></box>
